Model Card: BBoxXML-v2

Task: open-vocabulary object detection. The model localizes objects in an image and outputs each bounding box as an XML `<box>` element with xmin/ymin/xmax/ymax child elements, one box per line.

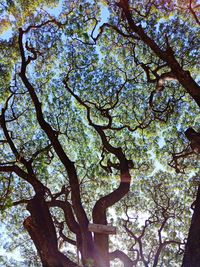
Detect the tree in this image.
<box><xmin>0</xmin><ymin>0</ymin><xmax>199</xmax><ymax>266</ymax></box>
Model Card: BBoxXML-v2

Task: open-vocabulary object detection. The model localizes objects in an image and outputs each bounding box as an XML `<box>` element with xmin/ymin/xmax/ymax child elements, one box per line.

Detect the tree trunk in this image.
<box><xmin>93</xmin><ymin>180</ymin><xmax>131</xmax><ymax>267</ymax></box>
<box><xmin>182</xmin><ymin>186</ymin><xmax>200</xmax><ymax>267</ymax></box>
<box><xmin>23</xmin><ymin>194</ymin><xmax>77</xmax><ymax>267</ymax></box>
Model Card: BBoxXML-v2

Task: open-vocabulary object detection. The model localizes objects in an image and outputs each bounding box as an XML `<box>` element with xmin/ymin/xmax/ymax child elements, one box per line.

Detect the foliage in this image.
<box><xmin>0</xmin><ymin>0</ymin><xmax>199</xmax><ymax>266</ymax></box>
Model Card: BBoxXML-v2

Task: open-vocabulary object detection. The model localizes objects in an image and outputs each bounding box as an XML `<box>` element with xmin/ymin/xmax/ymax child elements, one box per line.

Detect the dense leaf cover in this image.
<box><xmin>0</xmin><ymin>0</ymin><xmax>199</xmax><ymax>266</ymax></box>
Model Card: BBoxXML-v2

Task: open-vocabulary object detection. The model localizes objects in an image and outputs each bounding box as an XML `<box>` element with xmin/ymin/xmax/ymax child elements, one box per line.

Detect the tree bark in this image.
<box><xmin>182</xmin><ymin>186</ymin><xmax>200</xmax><ymax>267</ymax></box>
<box><xmin>24</xmin><ymin>193</ymin><xmax>77</xmax><ymax>267</ymax></box>
<box><xmin>92</xmin><ymin>174</ymin><xmax>131</xmax><ymax>267</ymax></box>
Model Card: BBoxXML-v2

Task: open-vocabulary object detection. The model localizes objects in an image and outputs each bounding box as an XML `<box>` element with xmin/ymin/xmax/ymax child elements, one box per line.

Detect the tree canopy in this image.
<box><xmin>0</xmin><ymin>0</ymin><xmax>199</xmax><ymax>266</ymax></box>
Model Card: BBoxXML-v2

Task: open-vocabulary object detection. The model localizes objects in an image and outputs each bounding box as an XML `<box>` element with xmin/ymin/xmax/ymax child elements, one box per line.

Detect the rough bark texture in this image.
<box><xmin>182</xmin><ymin>186</ymin><xmax>200</xmax><ymax>267</ymax></box>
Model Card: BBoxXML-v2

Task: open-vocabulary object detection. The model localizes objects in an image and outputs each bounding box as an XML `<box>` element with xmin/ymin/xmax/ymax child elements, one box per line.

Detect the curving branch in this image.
<box><xmin>49</xmin><ymin>199</ymin><xmax>81</xmax><ymax>236</ymax></box>
<box><xmin>112</xmin><ymin>0</ymin><xmax>200</xmax><ymax>107</ymax></box>
<box><xmin>175</xmin><ymin>0</ymin><xmax>200</xmax><ymax>26</ymax></box>
<box><xmin>185</xmin><ymin>127</ymin><xmax>200</xmax><ymax>154</ymax></box>
<box><xmin>0</xmin><ymin>109</ymin><xmax>45</xmax><ymax>192</ymax></box>
<box><xmin>156</xmin><ymin>72</ymin><xmax>177</xmax><ymax>92</ymax></box>
<box><xmin>63</xmin><ymin>79</ymin><xmax>131</xmax><ymax>266</ymax></box>
<box><xmin>109</xmin><ymin>249</ymin><xmax>135</xmax><ymax>267</ymax></box>
<box><xmin>18</xmin><ymin>25</ymin><xmax>94</xmax><ymax>263</ymax></box>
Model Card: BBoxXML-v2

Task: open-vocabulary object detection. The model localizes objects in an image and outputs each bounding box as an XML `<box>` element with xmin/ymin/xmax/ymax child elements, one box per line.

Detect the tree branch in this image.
<box><xmin>115</xmin><ymin>0</ymin><xmax>200</xmax><ymax>107</ymax></box>
<box><xmin>110</xmin><ymin>249</ymin><xmax>135</xmax><ymax>267</ymax></box>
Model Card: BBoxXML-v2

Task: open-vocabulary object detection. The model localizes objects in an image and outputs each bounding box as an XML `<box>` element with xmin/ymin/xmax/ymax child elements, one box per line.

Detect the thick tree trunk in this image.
<box><xmin>182</xmin><ymin>186</ymin><xmax>200</xmax><ymax>267</ymax></box>
<box><xmin>93</xmin><ymin>225</ymin><xmax>109</xmax><ymax>267</ymax></box>
<box><xmin>23</xmin><ymin>194</ymin><xmax>77</xmax><ymax>267</ymax></box>
<box><xmin>93</xmin><ymin>179</ymin><xmax>131</xmax><ymax>267</ymax></box>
